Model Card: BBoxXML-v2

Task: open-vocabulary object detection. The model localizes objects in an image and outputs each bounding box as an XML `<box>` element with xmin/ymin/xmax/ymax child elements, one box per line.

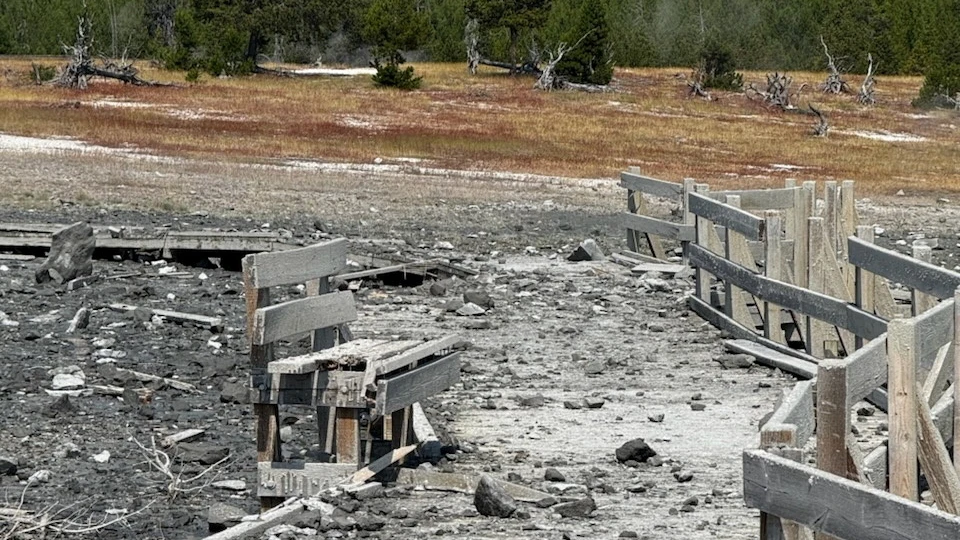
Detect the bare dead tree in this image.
<box><xmin>858</xmin><ymin>53</ymin><xmax>877</xmax><ymax>105</ymax></box>
<box><xmin>747</xmin><ymin>72</ymin><xmax>802</xmax><ymax>109</ymax></box>
<box><xmin>810</xmin><ymin>104</ymin><xmax>828</xmax><ymax>137</ymax></box>
<box><xmin>534</xmin><ymin>42</ymin><xmax>571</xmax><ymax>90</ymax></box>
<box><xmin>57</xmin><ymin>7</ymin><xmax>168</xmax><ymax>89</ymax></box>
<box><xmin>687</xmin><ymin>60</ymin><xmax>711</xmax><ymax>99</ymax></box>
<box><xmin>819</xmin><ymin>36</ymin><xmax>851</xmax><ymax>94</ymax></box>
<box><xmin>465</xmin><ymin>19</ymin><xmax>480</xmax><ymax>75</ymax></box>
<box><xmin>941</xmin><ymin>92</ymin><xmax>960</xmax><ymax>110</ymax></box>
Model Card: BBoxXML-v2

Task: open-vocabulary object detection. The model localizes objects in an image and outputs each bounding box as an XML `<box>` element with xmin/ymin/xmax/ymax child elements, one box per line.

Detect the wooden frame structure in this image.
<box><xmin>242</xmin><ymin>239</ymin><xmax>461</xmax><ymax>510</ymax></box>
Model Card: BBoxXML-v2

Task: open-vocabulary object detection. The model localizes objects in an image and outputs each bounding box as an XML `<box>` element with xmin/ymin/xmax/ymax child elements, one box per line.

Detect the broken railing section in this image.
<box><xmin>242</xmin><ymin>239</ymin><xmax>464</xmax><ymax>511</ymax></box>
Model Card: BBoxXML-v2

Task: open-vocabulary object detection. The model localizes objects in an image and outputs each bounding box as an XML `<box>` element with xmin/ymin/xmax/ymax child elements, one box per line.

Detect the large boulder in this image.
<box><xmin>36</xmin><ymin>222</ymin><xmax>95</xmax><ymax>285</ymax></box>
<box><xmin>474</xmin><ymin>475</ymin><xmax>517</xmax><ymax>518</ymax></box>
<box><xmin>615</xmin><ymin>438</ymin><xmax>657</xmax><ymax>464</ymax></box>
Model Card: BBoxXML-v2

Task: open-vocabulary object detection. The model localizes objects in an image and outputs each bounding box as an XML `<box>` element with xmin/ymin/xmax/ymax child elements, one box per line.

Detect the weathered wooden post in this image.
<box><xmin>764</xmin><ymin>210</ymin><xmax>785</xmax><ymax>344</ymax></box>
<box><xmin>888</xmin><ymin>317</ymin><xmax>919</xmax><ymax>501</ymax></box>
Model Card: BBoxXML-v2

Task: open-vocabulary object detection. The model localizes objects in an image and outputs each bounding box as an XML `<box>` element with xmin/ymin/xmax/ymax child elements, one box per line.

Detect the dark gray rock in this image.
<box><xmin>536</xmin><ymin>496</ymin><xmax>558</xmax><ymax>508</ymax></box>
<box><xmin>0</xmin><ymin>456</ymin><xmax>17</xmax><ymax>476</ymax></box>
<box><xmin>219</xmin><ymin>381</ymin><xmax>251</xmax><ymax>404</ymax></box>
<box><xmin>429</xmin><ymin>282</ymin><xmax>447</xmax><ymax>297</ymax></box>
<box><xmin>615</xmin><ymin>438</ymin><xmax>657</xmax><ymax>464</ymax></box>
<box><xmin>553</xmin><ymin>497</ymin><xmax>596</xmax><ymax>518</ymax></box>
<box><xmin>463</xmin><ymin>291</ymin><xmax>494</xmax><ymax>309</ymax></box>
<box><xmin>563</xmin><ymin>400</ymin><xmax>582</xmax><ymax>410</ymax></box>
<box><xmin>584</xmin><ymin>397</ymin><xmax>605</xmax><ymax>409</ymax></box>
<box><xmin>568</xmin><ymin>239</ymin><xmax>605</xmax><ymax>262</ymax></box>
<box><xmin>690</xmin><ymin>403</ymin><xmax>707</xmax><ymax>411</ymax></box>
<box><xmin>583</xmin><ymin>361</ymin><xmax>605</xmax><ymax>375</ymax></box>
<box><xmin>619</xmin><ymin>531</ymin><xmax>639</xmax><ymax>538</ymax></box>
<box><xmin>36</xmin><ymin>222</ymin><xmax>95</xmax><ymax>285</ymax></box>
<box><xmin>43</xmin><ymin>395</ymin><xmax>78</xmax><ymax>418</ymax></box>
<box><xmin>474</xmin><ymin>475</ymin><xmax>517</xmax><ymax>518</ymax></box>
<box><xmin>443</xmin><ymin>299</ymin><xmax>465</xmax><ymax>312</ymax></box>
<box><xmin>648</xmin><ymin>413</ymin><xmax>665</xmax><ymax>423</ymax></box>
<box><xmin>675</xmin><ymin>471</ymin><xmax>694</xmax><ymax>483</ymax></box>
<box><xmin>544</xmin><ymin>468</ymin><xmax>565</xmax><ymax>482</ymax></box>
<box><xmin>208</xmin><ymin>502</ymin><xmax>246</xmax><ymax>532</ymax></box>
<box><xmin>519</xmin><ymin>394</ymin><xmax>546</xmax><ymax>408</ymax></box>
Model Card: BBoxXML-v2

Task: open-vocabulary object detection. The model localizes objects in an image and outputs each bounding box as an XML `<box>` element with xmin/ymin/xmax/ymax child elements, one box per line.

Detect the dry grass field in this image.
<box><xmin>0</xmin><ymin>57</ymin><xmax>958</xmax><ymax>195</ymax></box>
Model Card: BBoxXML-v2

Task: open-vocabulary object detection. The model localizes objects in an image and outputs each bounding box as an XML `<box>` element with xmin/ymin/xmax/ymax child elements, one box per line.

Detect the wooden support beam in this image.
<box><xmin>839</xmin><ymin>181</ymin><xmax>858</xmax><ymax>297</ymax></box>
<box><xmin>855</xmin><ymin>227</ymin><xmax>876</xmax><ymax>331</ymax></box>
<box><xmin>765</xmin><ymin>211</ymin><xmax>786</xmax><ymax>344</ymax></box>
<box><xmin>796</xmin><ymin>182</ymin><xmax>816</xmax><ymax>289</ymax></box>
<box><xmin>912</xmin><ymin>245</ymin><xmax>938</xmax><ymax>315</ymax></box>
<box><xmin>243</xmin><ymin>259</ymin><xmax>283</xmax><ymax>511</ymax></box>
<box><xmin>849</xmin><ymin>237</ymin><xmax>960</xmax><ymax>300</ymax></box>
<box><xmin>620</xmin><ymin>170</ymin><xmax>683</xmax><ymax>199</ymax></box>
<box><xmin>916</xmin><ymin>382</ymin><xmax>960</xmax><ymax>515</ymax></box>
<box><xmin>954</xmin><ymin>289</ymin><xmax>960</xmax><ymax>483</ymax></box>
<box><xmin>335</xmin><ymin>408</ymin><xmax>361</xmax><ymax>466</ymax></box>
<box><xmin>889</xmin><ymin>317</ymin><xmax>919</xmax><ymax>501</ymax></box>
<box><xmin>345</xmin><ymin>444</ymin><xmax>418</xmax><ymax>486</ymax></box>
<box><xmin>808</xmin><ymin>218</ymin><xmax>831</xmax><ymax>357</ymax></box>
<box><xmin>619</xmin><ymin>213</ymin><xmax>695</xmax><ymax>242</ymax></box>
<box><xmin>817</xmin><ymin>361</ymin><xmax>850</xmax><ymax>484</ymax></box>
<box><xmin>823</xmin><ymin>181</ymin><xmax>839</xmax><ymax>253</ymax></box>
<box><xmin>725</xmin><ymin>195</ymin><xmax>758</xmax><ymax>329</ymax></box>
<box><xmin>694</xmin><ymin>184</ymin><xmax>712</xmax><ymax>303</ymax></box>
<box><xmin>688</xmin><ymin>192</ymin><xmax>765</xmax><ymax>241</ymax></box>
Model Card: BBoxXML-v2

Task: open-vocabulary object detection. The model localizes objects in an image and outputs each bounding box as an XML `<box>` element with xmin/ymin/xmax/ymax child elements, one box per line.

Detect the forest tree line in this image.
<box><xmin>0</xmin><ymin>0</ymin><xmax>958</xmax><ymax>96</ymax></box>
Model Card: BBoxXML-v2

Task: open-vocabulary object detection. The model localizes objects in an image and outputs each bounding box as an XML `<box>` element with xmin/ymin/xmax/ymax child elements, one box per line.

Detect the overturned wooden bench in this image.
<box><xmin>243</xmin><ymin>238</ymin><xmax>462</xmax><ymax>509</ymax></box>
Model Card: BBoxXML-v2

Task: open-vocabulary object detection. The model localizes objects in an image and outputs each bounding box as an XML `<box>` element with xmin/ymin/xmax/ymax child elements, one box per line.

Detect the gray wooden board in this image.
<box><xmin>244</xmin><ymin>238</ymin><xmax>349</xmax><ymax>289</ymax></box>
<box><xmin>843</xmin><ymin>337</ymin><xmax>887</xmax><ymax>404</ymax></box>
<box><xmin>375</xmin><ymin>352</ymin><xmax>460</xmax><ymax>415</ymax></box>
<box><xmin>617</xmin><ymin>250</ymin><xmax>663</xmax><ymax>264</ymax></box>
<box><xmin>253</xmin><ymin>291</ymin><xmax>358</xmax><ymax>345</ymax></box>
<box><xmin>688</xmin><ymin>192</ymin><xmax>765</xmax><ymax>240</ymax></box>
<box><xmin>688</xmin><ymin>296</ymin><xmax>810</xmax><ymax>362</ymax></box>
<box><xmin>620</xmin><ymin>213</ymin><xmax>695</xmax><ymax>242</ymax></box>
<box><xmin>619</xmin><ymin>171</ymin><xmax>682</xmax><ymax>199</ymax></box>
<box><xmin>724</xmin><ymin>339</ymin><xmax>817</xmax><ymax>379</ymax></box>
<box><xmin>764</xmin><ymin>380</ymin><xmax>815</xmax><ymax>446</ymax></box>
<box><xmin>915</xmin><ymin>300</ymin><xmax>955</xmax><ymax>374</ymax></box>
<box><xmin>630</xmin><ymin>262</ymin><xmax>689</xmax><ymax>275</ymax></box>
<box><xmin>931</xmin><ymin>391</ymin><xmax>954</xmax><ymax>448</ymax></box>
<box><xmin>165</xmin><ymin>231</ymin><xmax>279</xmax><ymax>254</ymax></box>
<box><xmin>743</xmin><ymin>450</ymin><xmax>960</xmax><ymax>540</ymax></box>
<box><xmin>366</xmin><ymin>335</ymin><xmax>462</xmax><ymax>385</ymax></box>
<box><xmin>268</xmin><ymin>339</ymin><xmax>388</xmax><ymax>373</ymax></box>
<box><xmin>108</xmin><ymin>303</ymin><xmax>222</xmax><ymax>331</ymax></box>
<box><xmin>394</xmin><ymin>469</ymin><xmax>552</xmax><ymax>503</ymax></box>
<box><xmin>257</xmin><ymin>462</ymin><xmax>357</xmax><ymax>498</ymax></box>
<box><xmin>689</xmin><ymin>244</ymin><xmax>886</xmax><ymax>339</ymax></box>
<box><xmin>203</xmin><ymin>498</ymin><xmax>312</xmax><ymax>540</ymax></box>
<box><xmin>708</xmin><ymin>187</ymin><xmax>799</xmax><ymax>210</ymax></box>
<box><xmin>412</xmin><ymin>402</ymin><xmax>442</xmax><ymax>458</ymax></box>
<box><xmin>849</xmin><ymin>237</ymin><xmax>960</xmax><ymax>300</ymax></box>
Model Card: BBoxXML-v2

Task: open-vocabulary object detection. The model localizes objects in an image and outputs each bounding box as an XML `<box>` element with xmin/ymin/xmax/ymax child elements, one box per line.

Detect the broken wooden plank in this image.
<box><xmin>612</xmin><ymin>251</ymin><xmax>663</xmax><ymax>266</ymax></box>
<box><xmin>203</xmin><ymin>498</ymin><xmax>319</xmax><ymax>540</ymax></box>
<box><xmin>365</xmin><ymin>335</ymin><xmax>462</xmax><ymax>386</ymax></box>
<box><xmin>244</xmin><ymin>239</ymin><xmax>348</xmax><ymax>289</ymax></box>
<box><xmin>412</xmin><ymin>402</ymin><xmax>442</xmax><ymax>458</ymax></box>
<box><xmin>394</xmin><ymin>469</ymin><xmax>552</xmax><ymax>503</ymax></box>
<box><xmin>253</xmin><ymin>291</ymin><xmax>357</xmax><ymax>345</ymax></box>
<box><xmin>257</xmin><ymin>462</ymin><xmax>357</xmax><ymax>498</ymax></box>
<box><xmin>743</xmin><ymin>450</ymin><xmax>960</xmax><ymax>540</ymax></box>
<box><xmin>724</xmin><ymin>339</ymin><xmax>816</xmax><ymax>379</ymax></box>
<box><xmin>849</xmin><ymin>237</ymin><xmax>960</xmax><ymax>300</ymax></box>
<box><xmin>688</xmin><ymin>192</ymin><xmax>765</xmax><ymax>241</ymax></box>
<box><xmin>108</xmin><ymin>303</ymin><xmax>223</xmax><ymax>332</ymax></box>
<box><xmin>689</xmin><ymin>296</ymin><xmax>808</xmax><ymax>362</ymax></box>
<box><xmin>161</xmin><ymin>429</ymin><xmax>205</xmax><ymax>448</ymax></box>
<box><xmin>689</xmin><ymin>244</ymin><xmax>886</xmax><ymax>340</ymax></box>
<box><xmin>630</xmin><ymin>262</ymin><xmax>688</xmax><ymax>276</ymax></box>
<box><xmin>344</xmin><ymin>445</ymin><xmax>418</xmax><ymax>486</ymax></box>
<box><xmin>620</xmin><ymin>171</ymin><xmax>683</xmax><ymax>199</ymax></box>
<box><xmin>375</xmin><ymin>353</ymin><xmax>460</xmax><ymax>415</ymax></box>
<box><xmin>99</xmin><ymin>364</ymin><xmax>199</xmax><ymax>393</ymax></box>
<box><xmin>620</xmin><ymin>213</ymin><xmax>695</xmax><ymax>242</ymax></box>
<box><xmin>763</xmin><ymin>380</ymin><xmax>816</xmax><ymax>447</ymax></box>
<box><xmin>0</xmin><ymin>254</ymin><xmax>35</xmax><ymax>261</ymax></box>
<box><xmin>916</xmin><ymin>383</ymin><xmax>960</xmax><ymax>515</ymax></box>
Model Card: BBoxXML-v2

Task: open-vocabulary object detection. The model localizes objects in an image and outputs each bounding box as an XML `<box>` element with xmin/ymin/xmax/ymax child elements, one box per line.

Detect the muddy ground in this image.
<box><xmin>1</xmin><ymin>147</ymin><xmax>960</xmax><ymax>540</ymax></box>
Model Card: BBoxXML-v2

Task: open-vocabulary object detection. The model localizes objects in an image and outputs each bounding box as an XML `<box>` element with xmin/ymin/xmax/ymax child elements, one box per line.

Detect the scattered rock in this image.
<box><xmin>473</xmin><ymin>475</ymin><xmax>517</xmax><ymax>518</ymax></box>
<box><xmin>648</xmin><ymin>413</ymin><xmax>665</xmax><ymax>423</ymax></box>
<box><xmin>208</xmin><ymin>502</ymin><xmax>247</xmax><ymax>532</ymax></box>
<box><xmin>51</xmin><ymin>373</ymin><xmax>85</xmax><ymax>390</ymax></box>
<box><xmin>65</xmin><ymin>307</ymin><xmax>90</xmax><ymax>334</ymax></box>
<box><xmin>619</xmin><ymin>531</ymin><xmax>639</xmax><ymax>538</ymax></box>
<box><xmin>544</xmin><ymin>468</ymin><xmax>566</xmax><ymax>482</ymax></box>
<box><xmin>568</xmin><ymin>239</ymin><xmax>605</xmax><ymax>262</ymax></box>
<box><xmin>433</xmin><ymin>241</ymin><xmax>455</xmax><ymax>250</ymax></box>
<box><xmin>44</xmin><ymin>395</ymin><xmax>78</xmax><ymax>417</ymax></box>
<box><xmin>219</xmin><ymin>381</ymin><xmax>251</xmax><ymax>404</ymax></box>
<box><xmin>583</xmin><ymin>360</ymin><xmax>605</xmax><ymax>375</ymax></box>
<box><xmin>690</xmin><ymin>403</ymin><xmax>707</xmax><ymax>411</ymax></box>
<box><xmin>675</xmin><ymin>471</ymin><xmax>694</xmax><ymax>483</ymax></box>
<box><xmin>456</xmin><ymin>302</ymin><xmax>486</xmax><ymax>316</ymax></box>
<box><xmin>563</xmin><ymin>400</ymin><xmax>582</xmax><ymax>410</ymax></box>
<box><xmin>0</xmin><ymin>457</ymin><xmax>17</xmax><ymax>476</ymax></box>
<box><xmin>714</xmin><ymin>353</ymin><xmax>754</xmax><ymax>369</ymax></box>
<box><xmin>553</xmin><ymin>497</ymin><xmax>596</xmax><ymax>518</ymax></box>
<box><xmin>519</xmin><ymin>394</ymin><xmax>546</xmax><ymax>408</ymax></box>
<box><xmin>463</xmin><ymin>291</ymin><xmax>494</xmax><ymax>309</ymax></box>
<box><xmin>36</xmin><ymin>222</ymin><xmax>95</xmax><ymax>285</ymax></box>
<box><xmin>91</xmin><ymin>450</ymin><xmax>110</xmax><ymax>463</ymax></box>
<box><xmin>615</xmin><ymin>438</ymin><xmax>657</xmax><ymax>464</ymax></box>
<box><xmin>443</xmin><ymin>298</ymin><xmax>465</xmax><ymax>312</ymax></box>
<box><xmin>583</xmin><ymin>397</ymin><xmax>605</xmax><ymax>409</ymax></box>
<box><xmin>178</xmin><ymin>443</ymin><xmax>229</xmax><ymax>465</ymax></box>
<box><xmin>28</xmin><ymin>470</ymin><xmax>52</xmax><ymax>484</ymax></box>
<box><xmin>429</xmin><ymin>283</ymin><xmax>447</xmax><ymax>297</ymax></box>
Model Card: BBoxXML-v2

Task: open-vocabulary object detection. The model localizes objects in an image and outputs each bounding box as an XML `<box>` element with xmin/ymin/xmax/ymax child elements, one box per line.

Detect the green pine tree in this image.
<box><xmin>554</xmin><ymin>0</ymin><xmax>612</xmax><ymax>85</ymax></box>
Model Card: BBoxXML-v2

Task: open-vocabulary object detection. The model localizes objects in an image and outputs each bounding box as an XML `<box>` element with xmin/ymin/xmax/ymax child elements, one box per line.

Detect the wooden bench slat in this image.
<box><xmin>375</xmin><ymin>352</ymin><xmax>461</xmax><ymax>415</ymax></box>
<box><xmin>253</xmin><ymin>291</ymin><xmax>357</xmax><ymax>345</ymax></box>
<box><xmin>244</xmin><ymin>238</ymin><xmax>349</xmax><ymax>289</ymax></box>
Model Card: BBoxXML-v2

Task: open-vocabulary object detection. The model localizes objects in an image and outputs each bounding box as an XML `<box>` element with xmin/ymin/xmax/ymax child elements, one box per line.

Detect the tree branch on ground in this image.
<box><xmin>687</xmin><ymin>61</ymin><xmax>712</xmax><ymax>99</ymax></box>
<box><xmin>132</xmin><ymin>436</ymin><xmax>229</xmax><ymax>500</ymax></box>
<box><xmin>747</xmin><ymin>72</ymin><xmax>803</xmax><ymax>110</ymax></box>
<box><xmin>819</xmin><ymin>36</ymin><xmax>851</xmax><ymax>94</ymax></box>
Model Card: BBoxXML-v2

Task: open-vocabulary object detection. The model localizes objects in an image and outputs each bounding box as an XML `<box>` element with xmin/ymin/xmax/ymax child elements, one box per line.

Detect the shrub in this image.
<box><xmin>31</xmin><ymin>63</ymin><xmax>57</xmax><ymax>84</ymax></box>
<box><xmin>915</xmin><ymin>63</ymin><xmax>960</xmax><ymax>108</ymax></box>
<box><xmin>185</xmin><ymin>68</ymin><xmax>201</xmax><ymax>83</ymax></box>
<box><xmin>371</xmin><ymin>50</ymin><xmax>422</xmax><ymax>90</ymax></box>
<box><xmin>699</xmin><ymin>40</ymin><xmax>743</xmax><ymax>91</ymax></box>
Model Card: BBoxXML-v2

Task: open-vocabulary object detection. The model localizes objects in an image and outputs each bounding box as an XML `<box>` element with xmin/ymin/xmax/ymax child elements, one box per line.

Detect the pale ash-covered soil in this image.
<box><xmin>0</xmin><ymin>141</ymin><xmax>959</xmax><ymax>539</ymax></box>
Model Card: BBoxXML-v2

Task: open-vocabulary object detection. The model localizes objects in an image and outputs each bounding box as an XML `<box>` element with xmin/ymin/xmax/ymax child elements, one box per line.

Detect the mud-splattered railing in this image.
<box><xmin>750</xmin><ymin>240</ymin><xmax>960</xmax><ymax>540</ymax></box>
